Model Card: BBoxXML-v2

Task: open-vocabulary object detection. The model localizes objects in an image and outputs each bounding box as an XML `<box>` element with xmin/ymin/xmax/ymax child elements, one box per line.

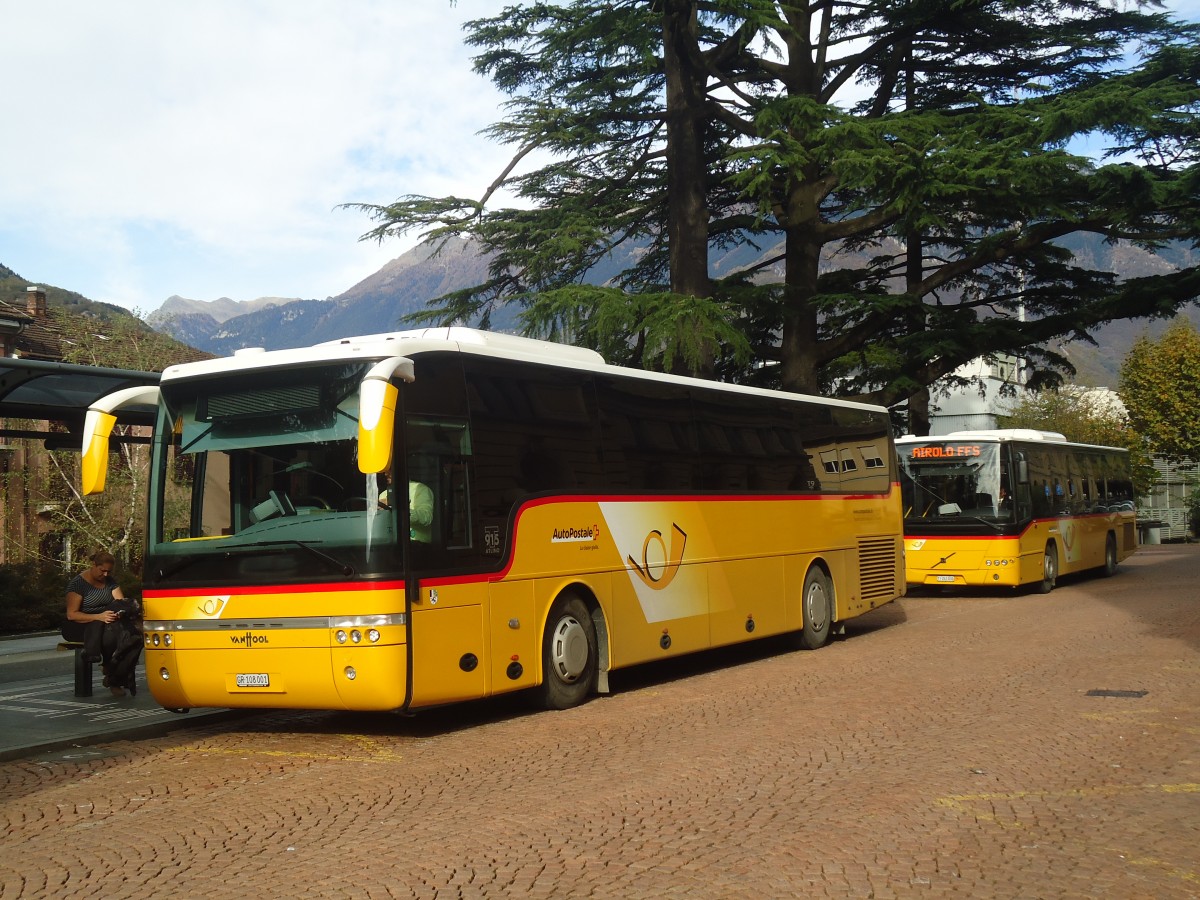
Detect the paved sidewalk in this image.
<box><xmin>0</xmin><ymin>633</ymin><xmax>230</xmax><ymax>761</ymax></box>
<box><xmin>0</xmin><ymin>546</ymin><xmax>1196</xmax><ymax>898</ymax></box>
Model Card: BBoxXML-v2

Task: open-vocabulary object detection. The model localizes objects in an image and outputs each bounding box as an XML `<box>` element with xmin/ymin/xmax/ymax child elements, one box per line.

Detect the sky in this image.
<box><xmin>3</xmin><ymin>1</ymin><xmax>1198</xmax><ymax>315</ymax></box>
<box><xmin>1</xmin><ymin>1</ymin><xmax>512</xmax><ymax>312</ymax></box>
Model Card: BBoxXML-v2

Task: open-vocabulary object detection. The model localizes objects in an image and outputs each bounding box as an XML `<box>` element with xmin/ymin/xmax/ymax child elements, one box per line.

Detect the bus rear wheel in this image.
<box><xmin>1102</xmin><ymin>533</ymin><xmax>1118</xmax><ymax>577</ymax></box>
<box><xmin>537</xmin><ymin>594</ymin><xmax>597</xmax><ymax>710</ymax></box>
<box><xmin>795</xmin><ymin>566</ymin><xmax>833</xmax><ymax>651</ymax></box>
<box><xmin>1037</xmin><ymin>543</ymin><xmax>1058</xmax><ymax>594</ymax></box>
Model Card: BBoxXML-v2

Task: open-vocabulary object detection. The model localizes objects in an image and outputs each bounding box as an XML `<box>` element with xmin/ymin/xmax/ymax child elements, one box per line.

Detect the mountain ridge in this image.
<box><xmin>10</xmin><ymin>234</ymin><xmax>1198</xmax><ymax>388</ymax></box>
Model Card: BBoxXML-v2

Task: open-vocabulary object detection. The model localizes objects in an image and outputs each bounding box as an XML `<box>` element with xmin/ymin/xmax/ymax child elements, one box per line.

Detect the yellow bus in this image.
<box><xmin>82</xmin><ymin>327</ymin><xmax>903</xmax><ymax>713</ymax></box>
<box><xmin>896</xmin><ymin>430</ymin><xmax>1137</xmax><ymax>592</ymax></box>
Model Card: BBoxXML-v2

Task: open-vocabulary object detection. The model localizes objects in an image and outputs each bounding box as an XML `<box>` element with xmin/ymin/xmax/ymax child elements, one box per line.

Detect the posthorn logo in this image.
<box><xmin>629</xmin><ymin>523</ymin><xmax>688</xmax><ymax>590</ymax></box>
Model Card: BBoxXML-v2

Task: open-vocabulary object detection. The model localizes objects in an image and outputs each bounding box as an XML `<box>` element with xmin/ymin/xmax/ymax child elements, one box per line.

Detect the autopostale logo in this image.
<box><xmin>551</xmin><ymin>523</ymin><xmax>600</xmax><ymax>544</ymax></box>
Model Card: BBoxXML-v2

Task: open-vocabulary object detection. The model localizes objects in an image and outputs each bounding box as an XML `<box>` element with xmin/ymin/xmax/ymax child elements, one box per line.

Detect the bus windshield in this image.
<box><xmin>147</xmin><ymin>362</ymin><xmax>401</xmax><ymax>585</ymax></box>
<box><xmin>898</xmin><ymin>442</ymin><xmax>1012</xmax><ymax>525</ymax></box>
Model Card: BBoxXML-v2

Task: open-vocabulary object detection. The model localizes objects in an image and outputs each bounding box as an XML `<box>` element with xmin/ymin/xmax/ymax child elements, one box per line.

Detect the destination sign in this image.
<box><xmin>908</xmin><ymin>444</ymin><xmax>982</xmax><ymax>459</ymax></box>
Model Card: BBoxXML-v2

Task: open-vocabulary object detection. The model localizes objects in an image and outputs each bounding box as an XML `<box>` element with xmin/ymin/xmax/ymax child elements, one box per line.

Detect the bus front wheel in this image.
<box><xmin>1037</xmin><ymin>544</ymin><xmax>1058</xmax><ymax>594</ymax></box>
<box><xmin>795</xmin><ymin>566</ymin><xmax>833</xmax><ymax>651</ymax></box>
<box><xmin>537</xmin><ymin>594</ymin><xmax>598</xmax><ymax>710</ymax></box>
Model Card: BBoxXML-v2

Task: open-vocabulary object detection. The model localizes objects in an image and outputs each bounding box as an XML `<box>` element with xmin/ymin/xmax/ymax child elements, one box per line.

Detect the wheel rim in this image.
<box><xmin>1044</xmin><ymin>550</ymin><xmax>1057</xmax><ymax>584</ymax></box>
<box><xmin>805</xmin><ymin>580</ymin><xmax>829</xmax><ymax>632</ymax></box>
<box><xmin>550</xmin><ymin>615</ymin><xmax>589</xmax><ymax>683</ymax></box>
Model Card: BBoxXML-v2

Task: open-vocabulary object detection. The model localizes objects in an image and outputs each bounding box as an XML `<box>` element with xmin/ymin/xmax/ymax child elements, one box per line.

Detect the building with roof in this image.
<box><xmin>0</xmin><ymin>287</ymin><xmax>160</xmax><ymax>568</ymax></box>
<box><xmin>0</xmin><ymin>286</ymin><xmax>61</xmax><ymax>361</ymax></box>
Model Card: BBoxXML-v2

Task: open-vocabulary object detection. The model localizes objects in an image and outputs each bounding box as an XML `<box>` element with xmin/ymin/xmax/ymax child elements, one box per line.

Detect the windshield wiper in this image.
<box><xmin>244</xmin><ymin>539</ymin><xmax>356</xmax><ymax>577</ymax></box>
<box><xmin>153</xmin><ymin>555</ymin><xmax>205</xmax><ymax>583</ymax></box>
<box><xmin>155</xmin><ymin>540</ymin><xmax>355</xmax><ymax>581</ymax></box>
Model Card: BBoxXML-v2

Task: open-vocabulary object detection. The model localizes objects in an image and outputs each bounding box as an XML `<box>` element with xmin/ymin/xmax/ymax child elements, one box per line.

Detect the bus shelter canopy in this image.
<box><xmin>0</xmin><ymin>358</ymin><xmax>159</xmax><ymax>447</ymax></box>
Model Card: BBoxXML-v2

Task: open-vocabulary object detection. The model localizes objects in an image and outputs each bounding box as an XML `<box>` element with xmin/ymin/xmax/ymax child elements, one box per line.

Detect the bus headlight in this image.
<box><xmin>336</xmin><ymin>630</ymin><xmax>348</xmax><ymax>644</ymax></box>
<box><xmin>344</xmin><ymin>666</ymin><xmax>357</xmax><ymax>681</ymax></box>
<box><xmin>367</xmin><ymin>629</ymin><xmax>381</xmax><ymax>643</ymax></box>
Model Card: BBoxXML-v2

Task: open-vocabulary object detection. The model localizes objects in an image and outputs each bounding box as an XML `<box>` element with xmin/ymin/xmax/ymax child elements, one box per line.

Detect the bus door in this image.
<box><xmin>401</xmin><ymin>416</ymin><xmax>489</xmax><ymax>707</ymax></box>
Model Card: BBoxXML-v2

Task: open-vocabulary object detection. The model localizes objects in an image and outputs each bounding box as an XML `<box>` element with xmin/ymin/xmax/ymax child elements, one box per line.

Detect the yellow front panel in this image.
<box><xmin>145</xmin><ymin>642</ymin><xmax>409</xmax><ymax>711</ymax></box>
<box><xmin>143</xmin><ymin>584</ymin><xmax>409</xmax><ymax>711</ymax></box>
<box><xmin>905</xmin><ymin>536</ymin><xmax>1024</xmax><ymax>587</ymax></box>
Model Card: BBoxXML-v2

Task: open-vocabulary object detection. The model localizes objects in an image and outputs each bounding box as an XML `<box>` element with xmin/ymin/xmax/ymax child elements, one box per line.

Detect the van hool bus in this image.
<box><xmin>896</xmin><ymin>430</ymin><xmax>1137</xmax><ymax>592</ymax></box>
<box><xmin>82</xmin><ymin>327</ymin><xmax>904</xmax><ymax>713</ymax></box>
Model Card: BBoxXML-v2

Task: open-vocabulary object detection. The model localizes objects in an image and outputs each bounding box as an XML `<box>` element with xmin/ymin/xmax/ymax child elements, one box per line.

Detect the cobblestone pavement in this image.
<box><xmin>0</xmin><ymin>544</ymin><xmax>1196</xmax><ymax>899</ymax></box>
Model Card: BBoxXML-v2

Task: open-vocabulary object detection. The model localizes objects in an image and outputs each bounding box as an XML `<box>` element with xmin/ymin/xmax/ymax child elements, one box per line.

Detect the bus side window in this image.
<box><xmin>404</xmin><ymin>417</ymin><xmax>475</xmax><ymax>562</ymax></box>
<box><xmin>442</xmin><ymin>460</ymin><xmax>471</xmax><ymax>549</ymax></box>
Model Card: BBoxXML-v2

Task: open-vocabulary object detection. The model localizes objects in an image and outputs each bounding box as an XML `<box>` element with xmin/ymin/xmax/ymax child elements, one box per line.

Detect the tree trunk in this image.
<box><xmin>779</xmin><ymin>215</ymin><xmax>824</xmax><ymax>395</ymax></box>
<box><xmin>661</xmin><ymin>0</ymin><xmax>714</xmax><ymax>378</ymax></box>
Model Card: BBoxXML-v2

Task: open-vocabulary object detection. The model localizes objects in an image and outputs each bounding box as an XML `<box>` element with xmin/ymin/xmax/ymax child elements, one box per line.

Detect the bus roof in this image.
<box><xmin>897</xmin><ymin>429</ymin><xmax>1066</xmax><ymax>444</ymax></box>
<box><xmin>159</xmin><ymin>326</ymin><xmax>888</xmax><ymax>415</ymax></box>
<box><xmin>896</xmin><ymin>429</ymin><xmax>1128</xmax><ymax>453</ymax></box>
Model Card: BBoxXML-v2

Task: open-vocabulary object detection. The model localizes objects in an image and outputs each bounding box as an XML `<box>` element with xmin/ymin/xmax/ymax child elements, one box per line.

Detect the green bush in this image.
<box><xmin>0</xmin><ymin>562</ymin><xmax>71</xmax><ymax>635</ymax></box>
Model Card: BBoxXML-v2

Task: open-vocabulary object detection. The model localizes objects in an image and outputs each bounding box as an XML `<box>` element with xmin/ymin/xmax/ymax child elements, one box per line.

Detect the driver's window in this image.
<box><xmin>404</xmin><ymin>417</ymin><xmax>473</xmax><ymax>554</ymax></box>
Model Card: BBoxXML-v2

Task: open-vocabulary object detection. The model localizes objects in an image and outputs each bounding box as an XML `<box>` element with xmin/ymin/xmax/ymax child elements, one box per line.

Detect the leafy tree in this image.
<box><xmin>354</xmin><ymin>0</ymin><xmax>1200</xmax><ymax>430</ymax></box>
<box><xmin>999</xmin><ymin>385</ymin><xmax>1156</xmax><ymax>495</ymax></box>
<box><xmin>4</xmin><ymin>309</ymin><xmax>202</xmax><ymax>580</ymax></box>
<box><xmin>1119</xmin><ymin>318</ymin><xmax>1200</xmax><ymax>463</ymax></box>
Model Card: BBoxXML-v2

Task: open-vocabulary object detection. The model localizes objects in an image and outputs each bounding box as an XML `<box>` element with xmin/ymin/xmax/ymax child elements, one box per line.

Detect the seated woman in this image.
<box><xmin>62</xmin><ymin>550</ymin><xmax>141</xmax><ymax>697</ymax></box>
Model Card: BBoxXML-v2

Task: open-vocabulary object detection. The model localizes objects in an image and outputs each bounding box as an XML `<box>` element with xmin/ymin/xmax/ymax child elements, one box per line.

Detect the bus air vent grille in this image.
<box><xmin>858</xmin><ymin>537</ymin><xmax>897</xmax><ymax>601</ymax></box>
<box><xmin>206</xmin><ymin>385</ymin><xmax>320</xmax><ymax>419</ymax></box>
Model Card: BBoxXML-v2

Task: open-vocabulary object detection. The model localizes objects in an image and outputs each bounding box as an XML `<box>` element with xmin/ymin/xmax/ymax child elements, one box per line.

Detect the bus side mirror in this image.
<box><xmin>81</xmin><ymin>385</ymin><xmax>162</xmax><ymax>495</ymax></box>
<box><xmin>357</xmin><ymin>356</ymin><xmax>415</xmax><ymax>474</ymax></box>
<box><xmin>81</xmin><ymin>409</ymin><xmax>118</xmax><ymax>495</ymax></box>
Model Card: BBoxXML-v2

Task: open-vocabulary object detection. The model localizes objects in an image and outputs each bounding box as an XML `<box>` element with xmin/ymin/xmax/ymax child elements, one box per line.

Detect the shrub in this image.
<box><xmin>0</xmin><ymin>562</ymin><xmax>73</xmax><ymax>635</ymax></box>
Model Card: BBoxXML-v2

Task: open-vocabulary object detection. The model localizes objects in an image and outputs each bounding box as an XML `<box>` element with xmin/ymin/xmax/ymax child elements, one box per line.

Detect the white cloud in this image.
<box><xmin>0</xmin><ymin>0</ymin><xmax>512</xmax><ymax>310</ymax></box>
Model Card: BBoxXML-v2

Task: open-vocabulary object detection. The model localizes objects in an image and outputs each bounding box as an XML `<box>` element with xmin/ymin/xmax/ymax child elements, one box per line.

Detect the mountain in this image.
<box><xmin>147</xmin><ymin>238</ymin><xmax>495</xmax><ymax>355</ymax></box>
<box><xmin>152</xmin><ymin>294</ymin><xmax>299</xmax><ymax>324</ymax></box>
<box><xmin>134</xmin><ymin>235</ymin><xmax>1200</xmax><ymax>387</ymax></box>
<box><xmin>0</xmin><ymin>265</ymin><xmax>210</xmax><ymax>368</ymax></box>
<box><xmin>145</xmin><ymin>294</ymin><xmax>300</xmax><ymax>348</ymax></box>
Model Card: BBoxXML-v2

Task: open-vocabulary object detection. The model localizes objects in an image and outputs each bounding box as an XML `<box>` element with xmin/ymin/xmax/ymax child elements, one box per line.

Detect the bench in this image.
<box><xmin>57</xmin><ymin>641</ymin><xmax>94</xmax><ymax>697</ymax></box>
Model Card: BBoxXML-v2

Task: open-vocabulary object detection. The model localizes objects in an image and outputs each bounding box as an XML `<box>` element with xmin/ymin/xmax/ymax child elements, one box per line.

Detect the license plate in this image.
<box><xmin>935</xmin><ymin>575</ymin><xmax>956</xmax><ymax>583</ymax></box>
<box><xmin>236</xmin><ymin>673</ymin><xmax>270</xmax><ymax>687</ymax></box>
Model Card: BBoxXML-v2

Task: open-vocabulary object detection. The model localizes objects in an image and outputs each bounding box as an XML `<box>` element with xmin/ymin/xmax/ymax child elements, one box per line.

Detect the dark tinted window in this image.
<box><xmin>465</xmin><ymin>359</ymin><xmax>604</xmax><ymax>519</ymax></box>
<box><xmin>596</xmin><ymin>376</ymin><xmax>699</xmax><ymax>492</ymax></box>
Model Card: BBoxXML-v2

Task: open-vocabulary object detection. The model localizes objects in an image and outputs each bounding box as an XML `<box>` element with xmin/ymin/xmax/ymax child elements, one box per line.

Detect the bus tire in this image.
<box><xmin>796</xmin><ymin>566</ymin><xmax>833</xmax><ymax>651</ymax></box>
<box><xmin>537</xmin><ymin>594</ymin><xmax>597</xmax><ymax>710</ymax></box>
<box><xmin>1102</xmin><ymin>533</ymin><xmax>1118</xmax><ymax>577</ymax></box>
<box><xmin>1037</xmin><ymin>543</ymin><xmax>1058</xmax><ymax>594</ymax></box>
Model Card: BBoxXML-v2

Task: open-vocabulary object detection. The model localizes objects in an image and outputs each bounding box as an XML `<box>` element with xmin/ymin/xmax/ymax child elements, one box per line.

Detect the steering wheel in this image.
<box><xmin>295</xmin><ymin>495</ymin><xmax>332</xmax><ymax>511</ymax></box>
